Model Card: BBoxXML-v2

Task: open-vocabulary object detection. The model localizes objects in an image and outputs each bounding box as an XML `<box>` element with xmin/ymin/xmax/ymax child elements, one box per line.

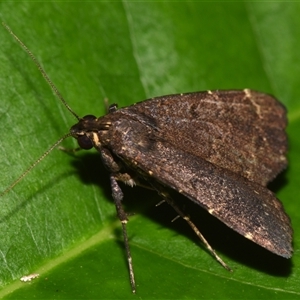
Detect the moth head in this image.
<box><xmin>70</xmin><ymin>115</ymin><xmax>98</xmax><ymax>150</ymax></box>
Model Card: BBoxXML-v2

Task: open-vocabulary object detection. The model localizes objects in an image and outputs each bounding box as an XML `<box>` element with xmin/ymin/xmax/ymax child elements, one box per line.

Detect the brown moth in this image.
<box><xmin>2</xmin><ymin>23</ymin><xmax>292</xmax><ymax>293</ymax></box>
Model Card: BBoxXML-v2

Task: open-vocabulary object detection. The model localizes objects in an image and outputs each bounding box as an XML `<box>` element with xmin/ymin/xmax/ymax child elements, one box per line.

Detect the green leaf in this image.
<box><xmin>0</xmin><ymin>1</ymin><xmax>299</xmax><ymax>299</ymax></box>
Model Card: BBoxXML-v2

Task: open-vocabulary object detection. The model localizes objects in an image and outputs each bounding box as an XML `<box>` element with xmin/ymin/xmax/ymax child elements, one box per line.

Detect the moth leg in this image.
<box><xmin>152</xmin><ymin>184</ymin><xmax>232</xmax><ymax>272</ymax></box>
<box><xmin>110</xmin><ymin>175</ymin><xmax>136</xmax><ymax>293</ymax></box>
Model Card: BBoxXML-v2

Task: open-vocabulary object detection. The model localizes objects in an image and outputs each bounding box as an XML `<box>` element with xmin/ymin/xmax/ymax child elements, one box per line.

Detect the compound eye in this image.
<box><xmin>77</xmin><ymin>135</ymin><xmax>93</xmax><ymax>150</ymax></box>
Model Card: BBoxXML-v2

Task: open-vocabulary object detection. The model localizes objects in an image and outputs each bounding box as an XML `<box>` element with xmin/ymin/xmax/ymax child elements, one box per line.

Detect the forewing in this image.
<box><xmin>109</xmin><ymin>117</ymin><xmax>292</xmax><ymax>258</ymax></box>
<box><xmin>120</xmin><ymin>90</ymin><xmax>287</xmax><ymax>186</ymax></box>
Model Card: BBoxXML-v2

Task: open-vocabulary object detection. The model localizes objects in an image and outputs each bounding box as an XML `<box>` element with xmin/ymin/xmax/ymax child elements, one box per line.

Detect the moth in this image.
<box><xmin>2</xmin><ymin>23</ymin><xmax>293</xmax><ymax>293</ymax></box>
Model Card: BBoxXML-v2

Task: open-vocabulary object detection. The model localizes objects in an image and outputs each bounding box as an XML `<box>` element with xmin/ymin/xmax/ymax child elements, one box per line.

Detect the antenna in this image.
<box><xmin>0</xmin><ymin>133</ymin><xmax>72</xmax><ymax>197</ymax></box>
<box><xmin>2</xmin><ymin>22</ymin><xmax>80</xmax><ymax>120</ymax></box>
<box><xmin>1</xmin><ymin>23</ymin><xmax>76</xmax><ymax>197</ymax></box>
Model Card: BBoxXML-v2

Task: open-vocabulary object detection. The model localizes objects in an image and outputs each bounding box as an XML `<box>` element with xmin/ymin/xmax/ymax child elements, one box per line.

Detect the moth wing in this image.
<box><xmin>109</xmin><ymin>117</ymin><xmax>292</xmax><ymax>258</ymax></box>
<box><xmin>121</xmin><ymin>90</ymin><xmax>287</xmax><ymax>186</ymax></box>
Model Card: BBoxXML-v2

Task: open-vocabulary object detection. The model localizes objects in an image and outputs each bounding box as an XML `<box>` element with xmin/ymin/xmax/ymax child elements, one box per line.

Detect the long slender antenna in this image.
<box><xmin>2</xmin><ymin>22</ymin><xmax>80</xmax><ymax>121</ymax></box>
<box><xmin>0</xmin><ymin>133</ymin><xmax>72</xmax><ymax>198</ymax></box>
<box><xmin>1</xmin><ymin>24</ymin><xmax>77</xmax><ymax>197</ymax></box>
